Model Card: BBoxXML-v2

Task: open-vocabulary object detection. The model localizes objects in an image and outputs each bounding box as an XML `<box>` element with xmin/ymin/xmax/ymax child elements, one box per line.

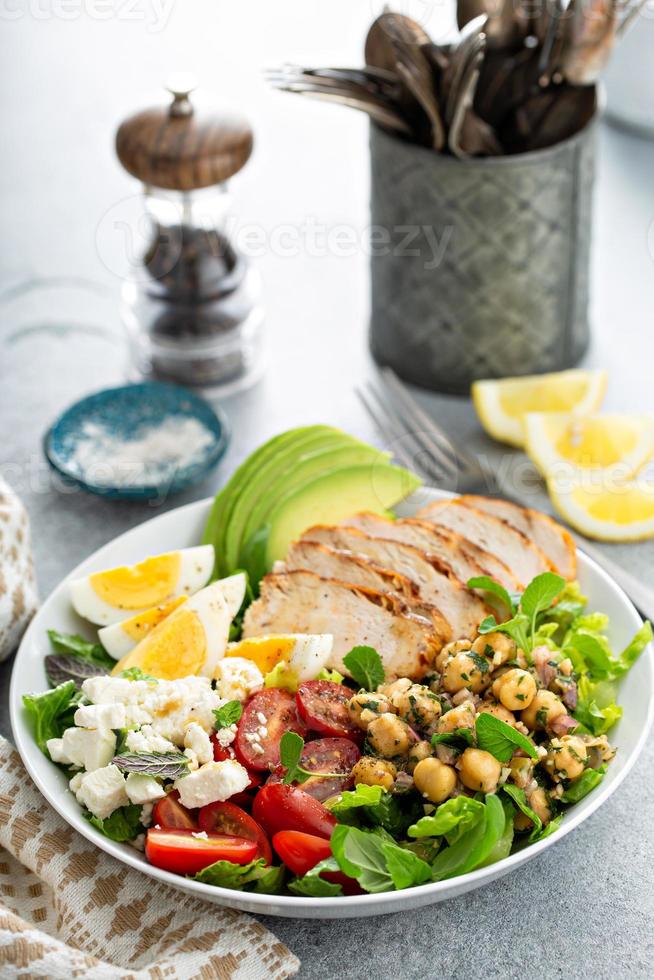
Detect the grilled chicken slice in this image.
<box><xmin>342</xmin><ymin>512</ymin><xmax>520</xmax><ymax>592</ymax></box>
<box><xmin>298</xmin><ymin>526</ymin><xmax>491</xmax><ymax>640</ymax></box>
<box><xmin>283</xmin><ymin>540</ymin><xmax>450</xmax><ymax>638</ymax></box>
<box><xmin>415</xmin><ymin>500</ymin><xmax>551</xmax><ymax>587</ymax></box>
<box><xmin>457</xmin><ymin>495</ymin><xmax>577</xmax><ymax>580</ymax></box>
<box><xmin>242</xmin><ymin>569</ymin><xmax>445</xmax><ymax>680</ymax></box>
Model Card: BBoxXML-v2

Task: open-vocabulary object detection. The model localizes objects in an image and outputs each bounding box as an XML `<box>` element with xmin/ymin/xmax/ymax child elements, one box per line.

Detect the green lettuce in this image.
<box><xmin>47</xmin><ymin>630</ymin><xmax>114</xmax><ymax>671</ymax></box>
<box><xmin>86</xmin><ymin>804</ymin><xmax>143</xmax><ymax>842</ymax></box>
<box><xmin>23</xmin><ymin>681</ymin><xmax>82</xmax><ymax>753</ymax></box>
<box><xmin>194</xmin><ymin>858</ymin><xmax>284</xmax><ymax>893</ymax></box>
<box><xmin>330</xmin><ymin>825</ymin><xmax>432</xmax><ymax>893</ymax></box>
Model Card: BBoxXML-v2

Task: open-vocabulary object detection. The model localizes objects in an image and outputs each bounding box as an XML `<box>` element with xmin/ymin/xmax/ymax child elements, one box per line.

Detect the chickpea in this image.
<box><xmin>413</xmin><ymin>757</ymin><xmax>457</xmax><ymax>804</ymax></box>
<box><xmin>351</xmin><ymin>756</ymin><xmax>397</xmax><ymax>791</ymax></box>
<box><xmin>521</xmin><ymin>690</ymin><xmax>566</xmax><ymax>731</ymax></box>
<box><xmin>434</xmin><ymin>639</ymin><xmax>471</xmax><ymax>673</ymax></box>
<box><xmin>471</xmin><ymin>632</ymin><xmax>516</xmax><ymax>667</ymax></box>
<box><xmin>495</xmin><ymin>668</ymin><xmax>537</xmax><ymax>711</ymax></box>
<box><xmin>544</xmin><ymin>736</ymin><xmax>588</xmax><ymax>782</ymax></box>
<box><xmin>367</xmin><ymin>712</ymin><xmax>413</xmax><ymax>758</ymax></box>
<box><xmin>478</xmin><ymin>701</ymin><xmax>516</xmax><ymax>727</ymax></box>
<box><xmin>442</xmin><ymin>652</ymin><xmax>491</xmax><ymax>694</ymax></box>
<box><xmin>392</xmin><ymin>684</ymin><xmax>442</xmax><ymax>731</ymax></box>
<box><xmin>378</xmin><ymin>677</ymin><xmax>412</xmax><ymax>699</ymax></box>
<box><xmin>348</xmin><ymin>691</ymin><xmax>394</xmax><ymax>731</ymax></box>
<box><xmin>527</xmin><ymin>786</ymin><xmax>552</xmax><ymax>825</ymax></box>
<box><xmin>436</xmin><ymin>701</ymin><xmax>476</xmax><ymax>734</ymax></box>
<box><xmin>408</xmin><ymin>740</ymin><xmax>433</xmax><ymax>773</ymax></box>
<box><xmin>459</xmin><ymin>748</ymin><xmax>502</xmax><ymax>793</ymax></box>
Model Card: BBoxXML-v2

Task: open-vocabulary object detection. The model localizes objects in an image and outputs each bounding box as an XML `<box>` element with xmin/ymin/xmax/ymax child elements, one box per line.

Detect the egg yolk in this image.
<box><xmin>112</xmin><ymin>608</ymin><xmax>206</xmax><ymax>679</ymax></box>
<box><xmin>90</xmin><ymin>553</ymin><xmax>182</xmax><ymax>610</ymax></box>
<box><xmin>225</xmin><ymin>636</ymin><xmax>296</xmax><ymax>673</ymax></box>
<box><xmin>120</xmin><ymin>596</ymin><xmax>187</xmax><ymax>641</ymax></box>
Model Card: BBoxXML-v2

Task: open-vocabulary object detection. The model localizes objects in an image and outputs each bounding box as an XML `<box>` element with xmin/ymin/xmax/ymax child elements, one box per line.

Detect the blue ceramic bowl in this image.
<box><xmin>44</xmin><ymin>382</ymin><xmax>229</xmax><ymax>500</ymax></box>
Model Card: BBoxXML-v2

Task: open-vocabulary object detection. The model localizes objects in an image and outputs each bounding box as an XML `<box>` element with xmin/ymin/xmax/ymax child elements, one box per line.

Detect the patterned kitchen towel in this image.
<box><xmin>0</xmin><ymin>736</ymin><xmax>299</xmax><ymax>979</ymax></box>
<box><xmin>0</xmin><ymin>477</ymin><xmax>38</xmax><ymax>661</ymax></box>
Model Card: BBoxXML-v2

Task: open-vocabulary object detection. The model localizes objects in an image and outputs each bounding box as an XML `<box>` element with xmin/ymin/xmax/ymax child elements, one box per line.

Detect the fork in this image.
<box><xmin>357</xmin><ymin>368</ymin><xmax>654</xmax><ymax>622</ymax></box>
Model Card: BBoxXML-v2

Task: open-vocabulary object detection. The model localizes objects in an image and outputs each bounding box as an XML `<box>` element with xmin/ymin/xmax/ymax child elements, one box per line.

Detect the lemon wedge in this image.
<box><xmin>472</xmin><ymin>370</ymin><xmax>608</xmax><ymax>447</ymax></box>
<box><xmin>548</xmin><ymin>473</ymin><xmax>654</xmax><ymax>541</ymax></box>
<box><xmin>525</xmin><ymin>413</ymin><xmax>654</xmax><ymax>477</ymax></box>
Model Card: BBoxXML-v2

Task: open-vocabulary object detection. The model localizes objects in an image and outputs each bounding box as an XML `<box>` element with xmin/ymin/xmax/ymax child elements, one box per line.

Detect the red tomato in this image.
<box><xmin>252</xmin><ymin>783</ymin><xmax>337</xmax><ymax>840</ymax></box>
<box><xmin>272</xmin><ymin>830</ymin><xmax>331</xmax><ymax>876</ymax></box>
<box><xmin>198</xmin><ymin>801</ymin><xmax>273</xmax><ymax>865</ymax></box>
<box><xmin>296</xmin><ymin>681</ymin><xmax>360</xmax><ymax>739</ymax></box>
<box><xmin>272</xmin><ymin>830</ymin><xmax>363</xmax><ymax>895</ymax></box>
<box><xmin>235</xmin><ymin>689</ymin><xmax>306</xmax><ymax>771</ymax></box>
<box><xmin>152</xmin><ymin>791</ymin><xmax>197</xmax><ymax>830</ymax></box>
<box><xmin>267</xmin><ymin>737</ymin><xmax>360</xmax><ymax>801</ymax></box>
<box><xmin>145</xmin><ymin>829</ymin><xmax>257</xmax><ymax>876</ymax></box>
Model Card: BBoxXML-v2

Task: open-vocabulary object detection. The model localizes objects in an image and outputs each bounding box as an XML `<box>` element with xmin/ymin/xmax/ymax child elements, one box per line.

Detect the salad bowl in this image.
<box><xmin>10</xmin><ymin>489</ymin><xmax>654</xmax><ymax>918</ymax></box>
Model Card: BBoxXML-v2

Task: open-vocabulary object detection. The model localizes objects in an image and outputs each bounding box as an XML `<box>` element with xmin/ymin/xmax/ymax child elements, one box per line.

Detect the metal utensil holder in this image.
<box><xmin>369</xmin><ymin>119</ymin><xmax>596</xmax><ymax>393</ymax></box>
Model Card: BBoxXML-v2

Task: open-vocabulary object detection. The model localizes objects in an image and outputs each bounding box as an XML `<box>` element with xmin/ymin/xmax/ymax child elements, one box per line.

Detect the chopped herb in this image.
<box><xmin>342</xmin><ymin>646</ymin><xmax>385</xmax><ymax>690</ymax></box>
<box><xmin>213</xmin><ymin>700</ymin><xmax>243</xmax><ymax>729</ymax></box>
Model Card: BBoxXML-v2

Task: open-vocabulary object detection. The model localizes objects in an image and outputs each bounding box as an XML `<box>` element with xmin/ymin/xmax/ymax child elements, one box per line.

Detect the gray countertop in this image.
<box><xmin>2</xmin><ymin>4</ymin><xmax>654</xmax><ymax>977</ymax></box>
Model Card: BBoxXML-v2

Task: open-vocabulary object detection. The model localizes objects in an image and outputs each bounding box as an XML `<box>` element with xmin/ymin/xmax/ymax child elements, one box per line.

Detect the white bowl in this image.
<box><xmin>10</xmin><ymin>491</ymin><xmax>654</xmax><ymax>918</ymax></box>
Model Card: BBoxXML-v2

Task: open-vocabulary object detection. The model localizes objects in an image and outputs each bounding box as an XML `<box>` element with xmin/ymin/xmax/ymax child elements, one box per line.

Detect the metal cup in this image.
<box><xmin>369</xmin><ymin>119</ymin><xmax>596</xmax><ymax>394</ymax></box>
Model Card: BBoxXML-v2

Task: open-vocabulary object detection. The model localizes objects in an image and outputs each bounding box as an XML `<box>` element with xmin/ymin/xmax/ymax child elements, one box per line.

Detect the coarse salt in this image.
<box><xmin>68</xmin><ymin>417</ymin><xmax>215</xmax><ymax>488</ymax></box>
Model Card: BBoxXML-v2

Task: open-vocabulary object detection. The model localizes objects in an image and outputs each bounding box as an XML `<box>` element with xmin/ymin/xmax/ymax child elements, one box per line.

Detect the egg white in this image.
<box><xmin>70</xmin><ymin>545</ymin><xmax>214</xmax><ymax>626</ymax></box>
<box><xmin>98</xmin><ymin>571</ymin><xmax>245</xmax><ymax>661</ymax></box>
<box><xmin>286</xmin><ymin>634</ymin><xmax>334</xmax><ymax>681</ymax></box>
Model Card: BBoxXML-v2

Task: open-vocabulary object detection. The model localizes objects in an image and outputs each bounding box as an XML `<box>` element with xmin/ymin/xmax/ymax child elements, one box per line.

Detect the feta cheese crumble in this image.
<box><xmin>75</xmin><ymin>764</ymin><xmax>129</xmax><ymax>820</ymax></box>
<box><xmin>173</xmin><ymin>760</ymin><xmax>249</xmax><ymax>809</ymax></box>
<box><xmin>213</xmin><ymin>657</ymin><xmax>264</xmax><ymax>702</ymax></box>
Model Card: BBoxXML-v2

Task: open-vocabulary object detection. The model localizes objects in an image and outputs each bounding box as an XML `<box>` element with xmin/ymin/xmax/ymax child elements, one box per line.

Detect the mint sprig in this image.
<box><xmin>342</xmin><ymin>645</ymin><xmax>385</xmax><ymax>690</ymax></box>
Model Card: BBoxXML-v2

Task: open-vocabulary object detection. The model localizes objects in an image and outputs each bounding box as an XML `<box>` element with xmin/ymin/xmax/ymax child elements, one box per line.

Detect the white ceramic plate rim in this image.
<box><xmin>10</xmin><ymin>492</ymin><xmax>654</xmax><ymax>917</ymax></box>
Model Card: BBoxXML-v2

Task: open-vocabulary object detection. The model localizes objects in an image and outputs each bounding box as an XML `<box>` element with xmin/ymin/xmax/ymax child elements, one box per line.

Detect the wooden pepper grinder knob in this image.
<box><xmin>115</xmin><ymin>76</ymin><xmax>254</xmax><ymax>191</ymax></box>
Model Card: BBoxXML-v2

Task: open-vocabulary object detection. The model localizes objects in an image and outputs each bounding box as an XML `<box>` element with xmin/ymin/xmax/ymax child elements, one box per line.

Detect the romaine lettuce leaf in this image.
<box><xmin>85</xmin><ymin>804</ymin><xmax>143</xmax><ymax>842</ymax></box>
<box><xmin>288</xmin><ymin>858</ymin><xmax>343</xmax><ymax>896</ymax></box>
<box><xmin>561</xmin><ymin>766</ymin><xmax>606</xmax><ymax>803</ymax></box>
<box><xmin>330</xmin><ymin>825</ymin><xmax>432</xmax><ymax>893</ymax></box>
<box><xmin>408</xmin><ymin>797</ymin><xmax>484</xmax><ymax>841</ymax></box>
<box><xmin>194</xmin><ymin>858</ymin><xmax>284</xmax><ymax>893</ymax></box>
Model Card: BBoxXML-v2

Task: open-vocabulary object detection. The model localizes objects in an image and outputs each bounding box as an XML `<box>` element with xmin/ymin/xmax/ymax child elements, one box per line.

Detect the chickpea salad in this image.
<box><xmin>23</xmin><ymin>567</ymin><xmax>651</xmax><ymax>898</ymax></box>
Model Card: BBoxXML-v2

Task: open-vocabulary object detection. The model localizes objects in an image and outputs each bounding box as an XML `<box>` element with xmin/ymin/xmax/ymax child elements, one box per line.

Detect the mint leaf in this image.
<box><xmin>520</xmin><ymin>572</ymin><xmax>566</xmax><ymax>638</ymax></box>
<box><xmin>467</xmin><ymin>576</ymin><xmax>517</xmax><ymax>617</ymax></box>
<box><xmin>280</xmin><ymin>731</ymin><xmax>304</xmax><ymax>784</ymax></box>
<box><xmin>47</xmin><ymin>630</ymin><xmax>114</xmax><ymax>670</ymax></box>
<box><xmin>342</xmin><ymin>646</ymin><xmax>385</xmax><ymax>690</ymax></box>
<box><xmin>561</xmin><ymin>766</ymin><xmax>606</xmax><ymax>803</ymax></box>
<box><xmin>23</xmin><ymin>681</ymin><xmax>82</xmax><ymax>753</ymax></box>
<box><xmin>112</xmin><ymin>752</ymin><xmax>190</xmax><ymax>779</ymax></box>
<box><xmin>408</xmin><ymin>797</ymin><xmax>485</xmax><ymax>840</ymax></box>
<box><xmin>478</xmin><ymin>613</ymin><xmax>530</xmax><ymax>655</ymax></box>
<box><xmin>214</xmin><ymin>700</ymin><xmax>243</xmax><ymax>729</ymax></box>
<box><xmin>431</xmin><ymin>727</ymin><xmax>475</xmax><ymax>749</ymax></box>
<box><xmin>45</xmin><ymin>654</ymin><xmax>107</xmax><ymax>690</ymax></box>
<box><xmin>288</xmin><ymin>858</ymin><xmax>343</xmax><ymax>897</ymax></box>
<box><xmin>86</xmin><ymin>803</ymin><xmax>142</xmax><ymax>842</ymax></box>
<box><xmin>475</xmin><ymin>712</ymin><xmax>538</xmax><ymax>763</ymax></box>
<box><xmin>194</xmin><ymin>857</ymin><xmax>283</xmax><ymax>893</ymax></box>
<box><xmin>120</xmin><ymin>667</ymin><xmax>157</xmax><ymax>682</ymax></box>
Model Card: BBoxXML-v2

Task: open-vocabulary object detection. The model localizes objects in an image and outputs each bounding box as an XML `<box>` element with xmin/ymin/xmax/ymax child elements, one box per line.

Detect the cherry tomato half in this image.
<box><xmin>145</xmin><ymin>828</ymin><xmax>257</xmax><ymax>876</ymax></box>
<box><xmin>272</xmin><ymin>830</ymin><xmax>331</xmax><ymax>876</ymax></box>
<box><xmin>272</xmin><ymin>830</ymin><xmax>363</xmax><ymax>895</ymax></box>
<box><xmin>152</xmin><ymin>790</ymin><xmax>197</xmax><ymax>830</ymax></box>
<box><xmin>267</xmin><ymin>737</ymin><xmax>360</xmax><ymax>801</ymax></box>
<box><xmin>296</xmin><ymin>681</ymin><xmax>359</xmax><ymax>739</ymax></box>
<box><xmin>252</xmin><ymin>783</ymin><xmax>336</xmax><ymax>840</ymax></box>
<box><xmin>198</xmin><ymin>801</ymin><xmax>272</xmax><ymax>865</ymax></box>
<box><xmin>235</xmin><ymin>689</ymin><xmax>306</xmax><ymax>771</ymax></box>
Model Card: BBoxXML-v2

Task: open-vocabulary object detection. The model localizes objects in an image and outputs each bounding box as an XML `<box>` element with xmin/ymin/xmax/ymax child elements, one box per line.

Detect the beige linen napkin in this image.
<box><xmin>0</xmin><ymin>740</ymin><xmax>300</xmax><ymax>979</ymax></box>
<box><xmin>0</xmin><ymin>477</ymin><xmax>38</xmax><ymax>661</ymax></box>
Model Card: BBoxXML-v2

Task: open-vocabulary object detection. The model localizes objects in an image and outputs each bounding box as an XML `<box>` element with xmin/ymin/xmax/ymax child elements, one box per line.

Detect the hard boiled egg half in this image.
<box><xmin>99</xmin><ymin>572</ymin><xmax>246</xmax><ymax>661</ymax></box>
<box><xmin>70</xmin><ymin>545</ymin><xmax>214</xmax><ymax>626</ymax></box>
<box><xmin>225</xmin><ymin>634</ymin><xmax>333</xmax><ymax>690</ymax></box>
<box><xmin>110</xmin><ymin>573</ymin><xmax>247</xmax><ymax>680</ymax></box>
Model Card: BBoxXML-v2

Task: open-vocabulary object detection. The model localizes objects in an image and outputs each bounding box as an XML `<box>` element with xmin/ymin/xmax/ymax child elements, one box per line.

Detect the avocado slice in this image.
<box><xmin>239</xmin><ymin>442</ymin><xmax>390</xmax><ymax>569</ymax></box>
<box><xmin>224</xmin><ymin>429</ymin><xmax>369</xmax><ymax>574</ymax></box>
<box><xmin>203</xmin><ymin>425</ymin><xmax>336</xmax><ymax>576</ymax></box>
<box><xmin>255</xmin><ymin>462</ymin><xmax>422</xmax><ymax>581</ymax></box>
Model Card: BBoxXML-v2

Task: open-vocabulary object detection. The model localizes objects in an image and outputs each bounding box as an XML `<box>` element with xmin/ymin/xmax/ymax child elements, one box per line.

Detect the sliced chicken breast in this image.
<box><xmin>342</xmin><ymin>512</ymin><xmax>520</xmax><ymax>592</ymax></box>
<box><xmin>415</xmin><ymin>500</ymin><xmax>551</xmax><ymax>587</ymax></box>
<box><xmin>242</xmin><ymin>569</ymin><xmax>445</xmax><ymax>680</ymax></box>
<box><xmin>457</xmin><ymin>495</ymin><xmax>577</xmax><ymax>580</ymax></box>
<box><xmin>283</xmin><ymin>540</ymin><xmax>451</xmax><ymax>639</ymax></box>
<box><xmin>298</xmin><ymin>526</ymin><xmax>490</xmax><ymax>640</ymax></box>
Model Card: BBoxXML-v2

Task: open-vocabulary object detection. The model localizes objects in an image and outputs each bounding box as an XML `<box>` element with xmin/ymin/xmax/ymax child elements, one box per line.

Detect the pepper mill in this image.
<box><xmin>115</xmin><ymin>75</ymin><xmax>264</xmax><ymax>395</ymax></box>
